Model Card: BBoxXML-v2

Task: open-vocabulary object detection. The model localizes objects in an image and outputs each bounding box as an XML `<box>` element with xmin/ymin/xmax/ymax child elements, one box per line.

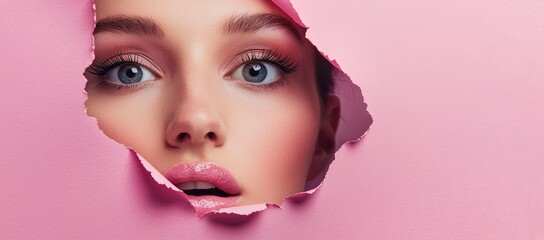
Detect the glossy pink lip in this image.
<box><xmin>164</xmin><ymin>163</ymin><xmax>241</xmax><ymax>217</ymax></box>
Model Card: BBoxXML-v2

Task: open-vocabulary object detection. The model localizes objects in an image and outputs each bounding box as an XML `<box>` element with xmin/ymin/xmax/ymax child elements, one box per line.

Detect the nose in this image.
<box><xmin>165</xmin><ymin>98</ymin><xmax>227</xmax><ymax>148</ymax></box>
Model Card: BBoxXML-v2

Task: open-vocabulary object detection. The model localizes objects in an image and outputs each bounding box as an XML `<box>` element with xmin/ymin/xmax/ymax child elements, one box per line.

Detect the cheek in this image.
<box><xmin>224</xmin><ymin>84</ymin><xmax>321</xmax><ymax>204</ymax></box>
<box><xmin>86</xmin><ymin>89</ymin><xmax>167</xmax><ymax>168</ymax></box>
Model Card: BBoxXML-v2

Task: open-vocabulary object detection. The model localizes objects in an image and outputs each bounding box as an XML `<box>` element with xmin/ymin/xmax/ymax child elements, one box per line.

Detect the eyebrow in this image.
<box><xmin>94</xmin><ymin>16</ymin><xmax>165</xmax><ymax>38</ymax></box>
<box><xmin>224</xmin><ymin>13</ymin><xmax>303</xmax><ymax>42</ymax></box>
<box><xmin>93</xmin><ymin>13</ymin><xmax>303</xmax><ymax>42</ymax></box>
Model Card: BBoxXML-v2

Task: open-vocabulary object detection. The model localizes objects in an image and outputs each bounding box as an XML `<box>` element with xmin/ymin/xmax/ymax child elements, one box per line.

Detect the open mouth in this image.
<box><xmin>165</xmin><ymin>163</ymin><xmax>241</xmax><ymax>217</ymax></box>
<box><xmin>176</xmin><ymin>181</ymin><xmax>236</xmax><ymax>197</ymax></box>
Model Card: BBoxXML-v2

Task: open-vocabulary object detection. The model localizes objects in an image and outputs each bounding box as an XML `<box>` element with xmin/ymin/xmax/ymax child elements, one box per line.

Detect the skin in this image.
<box><xmin>86</xmin><ymin>0</ymin><xmax>340</xmax><ymax>206</ymax></box>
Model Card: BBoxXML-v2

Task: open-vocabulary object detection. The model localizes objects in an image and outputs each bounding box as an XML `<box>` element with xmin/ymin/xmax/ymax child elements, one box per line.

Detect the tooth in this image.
<box><xmin>195</xmin><ymin>182</ymin><xmax>215</xmax><ymax>189</ymax></box>
<box><xmin>177</xmin><ymin>182</ymin><xmax>196</xmax><ymax>190</ymax></box>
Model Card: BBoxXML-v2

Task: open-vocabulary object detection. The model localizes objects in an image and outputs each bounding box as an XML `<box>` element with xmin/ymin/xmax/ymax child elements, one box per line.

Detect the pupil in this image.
<box><xmin>126</xmin><ymin>67</ymin><xmax>138</xmax><ymax>78</ymax></box>
<box><xmin>249</xmin><ymin>64</ymin><xmax>261</xmax><ymax>76</ymax></box>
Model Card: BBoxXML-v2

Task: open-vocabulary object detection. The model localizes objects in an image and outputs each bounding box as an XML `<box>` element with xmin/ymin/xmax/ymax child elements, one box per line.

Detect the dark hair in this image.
<box><xmin>313</xmin><ymin>47</ymin><xmax>335</xmax><ymax>104</ymax></box>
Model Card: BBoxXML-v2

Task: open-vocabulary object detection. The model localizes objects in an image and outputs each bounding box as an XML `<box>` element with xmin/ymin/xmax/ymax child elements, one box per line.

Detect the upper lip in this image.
<box><xmin>164</xmin><ymin>163</ymin><xmax>241</xmax><ymax>196</ymax></box>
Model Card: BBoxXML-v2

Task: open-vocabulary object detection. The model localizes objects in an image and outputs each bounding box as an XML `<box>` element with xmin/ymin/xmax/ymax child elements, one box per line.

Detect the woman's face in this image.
<box><xmin>86</xmin><ymin>0</ymin><xmax>336</xmax><ymax>215</ymax></box>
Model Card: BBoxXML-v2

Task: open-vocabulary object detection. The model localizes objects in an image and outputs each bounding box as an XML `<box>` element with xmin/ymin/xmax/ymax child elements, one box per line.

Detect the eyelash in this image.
<box><xmin>85</xmin><ymin>49</ymin><xmax>297</xmax><ymax>92</ymax></box>
<box><xmin>235</xmin><ymin>48</ymin><xmax>296</xmax><ymax>74</ymax></box>
<box><xmin>86</xmin><ymin>52</ymin><xmax>159</xmax><ymax>92</ymax></box>
<box><xmin>86</xmin><ymin>52</ymin><xmax>154</xmax><ymax>76</ymax></box>
<box><xmin>226</xmin><ymin>48</ymin><xmax>297</xmax><ymax>91</ymax></box>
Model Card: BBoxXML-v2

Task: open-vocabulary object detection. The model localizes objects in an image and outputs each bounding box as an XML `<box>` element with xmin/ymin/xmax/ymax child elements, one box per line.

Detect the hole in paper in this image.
<box><xmin>84</xmin><ymin>0</ymin><xmax>372</xmax><ymax>218</ymax></box>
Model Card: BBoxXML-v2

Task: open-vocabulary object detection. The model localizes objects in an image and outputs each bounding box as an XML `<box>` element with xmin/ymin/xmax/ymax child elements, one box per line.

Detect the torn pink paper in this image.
<box><xmin>269</xmin><ymin>0</ymin><xmax>306</xmax><ymax>28</ymax></box>
<box><xmin>271</xmin><ymin>0</ymin><xmax>373</xmax><ymax>146</ymax></box>
<box><xmin>4</xmin><ymin>0</ymin><xmax>543</xmax><ymax>238</ymax></box>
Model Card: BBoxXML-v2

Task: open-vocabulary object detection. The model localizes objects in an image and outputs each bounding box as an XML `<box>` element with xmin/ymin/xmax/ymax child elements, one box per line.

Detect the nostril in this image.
<box><xmin>177</xmin><ymin>132</ymin><xmax>191</xmax><ymax>141</ymax></box>
<box><xmin>205</xmin><ymin>132</ymin><xmax>217</xmax><ymax>141</ymax></box>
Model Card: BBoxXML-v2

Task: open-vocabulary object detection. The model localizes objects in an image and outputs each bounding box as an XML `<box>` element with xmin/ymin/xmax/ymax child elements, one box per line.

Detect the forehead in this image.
<box><xmin>95</xmin><ymin>0</ymin><xmax>297</xmax><ymax>28</ymax></box>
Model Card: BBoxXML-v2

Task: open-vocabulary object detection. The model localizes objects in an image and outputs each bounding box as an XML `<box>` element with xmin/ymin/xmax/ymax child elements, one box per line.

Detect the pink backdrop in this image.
<box><xmin>1</xmin><ymin>0</ymin><xmax>543</xmax><ymax>239</ymax></box>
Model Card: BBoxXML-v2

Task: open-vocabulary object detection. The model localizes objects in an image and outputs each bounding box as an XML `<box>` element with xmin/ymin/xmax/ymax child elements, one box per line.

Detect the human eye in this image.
<box><xmin>105</xmin><ymin>63</ymin><xmax>156</xmax><ymax>85</ymax></box>
<box><xmin>227</xmin><ymin>49</ymin><xmax>297</xmax><ymax>88</ymax></box>
<box><xmin>232</xmin><ymin>61</ymin><xmax>281</xmax><ymax>84</ymax></box>
<box><xmin>85</xmin><ymin>52</ymin><xmax>160</xmax><ymax>91</ymax></box>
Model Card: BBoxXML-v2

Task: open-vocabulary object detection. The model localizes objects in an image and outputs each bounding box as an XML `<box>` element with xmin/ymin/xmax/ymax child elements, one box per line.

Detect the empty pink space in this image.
<box><xmin>1</xmin><ymin>0</ymin><xmax>543</xmax><ymax>239</ymax></box>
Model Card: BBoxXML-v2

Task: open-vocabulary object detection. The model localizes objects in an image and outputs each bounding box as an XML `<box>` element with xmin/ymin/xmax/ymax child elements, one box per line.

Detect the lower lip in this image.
<box><xmin>186</xmin><ymin>195</ymin><xmax>240</xmax><ymax>217</ymax></box>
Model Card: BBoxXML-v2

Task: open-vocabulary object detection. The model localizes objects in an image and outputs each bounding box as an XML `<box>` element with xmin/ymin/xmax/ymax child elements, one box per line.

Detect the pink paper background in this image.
<box><xmin>1</xmin><ymin>0</ymin><xmax>543</xmax><ymax>239</ymax></box>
